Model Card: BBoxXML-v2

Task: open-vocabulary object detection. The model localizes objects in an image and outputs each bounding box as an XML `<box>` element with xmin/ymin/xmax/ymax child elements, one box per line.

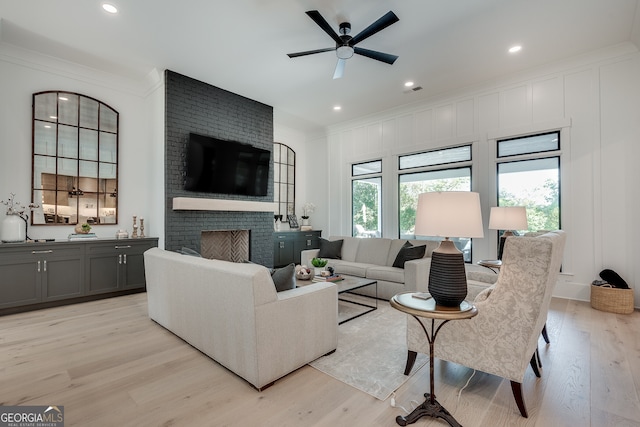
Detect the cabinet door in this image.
<box><xmin>121</xmin><ymin>241</ymin><xmax>156</xmax><ymax>290</ymax></box>
<box><xmin>0</xmin><ymin>252</ymin><xmax>40</xmax><ymax>308</ymax></box>
<box><xmin>85</xmin><ymin>246</ymin><xmax>120</xmax><ymax>295</ymax></box>
<box><xmin>293</xmin><ymin>232</ymin><xmax>321</xmax><ymax>265</ymax></box>
<box><xmin>273</xmin><ymin>233</ymin><xmax>294</xmax><ymax>267</ymax></box>
<box><xmin>42</xmin><ymin>246</ymin><xmax>84</xmax><ymax>301</ymax></box>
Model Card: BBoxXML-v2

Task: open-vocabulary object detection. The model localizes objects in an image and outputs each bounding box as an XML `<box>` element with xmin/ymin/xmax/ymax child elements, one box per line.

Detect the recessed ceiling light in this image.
<box><xmin>404</xmin><ymin>81</ymin><xmax>414</xmax><ymax>87</ymax></box>
<box><xmin>102</xmin><ymin>3</ymin><xmax>118</xmax><ymax>14</ymax></box>
<box><xmin>508</xmin><ymin>45</ymin><xmax>522</xmax><ymax>54</ymax></box>
<box><xmin>333</xmin><ymin>105</ymin><xmax>342</xmax><ymax>111</ymax></box>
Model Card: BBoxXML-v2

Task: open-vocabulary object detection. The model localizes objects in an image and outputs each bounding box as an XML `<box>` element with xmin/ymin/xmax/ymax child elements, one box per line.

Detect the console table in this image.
<box><xmin>390</xmin><ymin>292</ymin><xmax>477</xmax><ymax>426</ymax></box>
<box><xmin>0</xmin><ymin>237</ymin><xmax>158</xmax><ymax>315</ymax></box>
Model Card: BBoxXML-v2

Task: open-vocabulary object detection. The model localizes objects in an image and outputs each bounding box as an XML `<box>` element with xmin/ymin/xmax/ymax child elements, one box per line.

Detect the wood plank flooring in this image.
<box><xmin>1</xmin><ymin>294</ymin><xmax>639</xmax><ymax>426</ymax></box>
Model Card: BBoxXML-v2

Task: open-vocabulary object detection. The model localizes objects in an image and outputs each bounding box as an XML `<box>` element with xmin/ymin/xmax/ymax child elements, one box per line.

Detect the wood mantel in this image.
<box><xmin>172</xmin><ymin>197</ymin><xmax>277</xmax><ymax>213</ymax></box>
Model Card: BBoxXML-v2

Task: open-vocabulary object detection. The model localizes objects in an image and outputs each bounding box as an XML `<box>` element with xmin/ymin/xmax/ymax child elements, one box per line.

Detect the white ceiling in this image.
<box><xmin>1</xmin><ymin>0</ymin><xmax>639</xmax><ymax>131</ymax></box>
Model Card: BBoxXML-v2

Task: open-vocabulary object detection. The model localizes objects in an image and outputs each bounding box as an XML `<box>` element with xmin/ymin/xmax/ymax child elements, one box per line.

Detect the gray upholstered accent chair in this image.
<box><xmin>403</xmin><ymin>230</ymin><xmax>566</xmax><ymax>417</ymax></box>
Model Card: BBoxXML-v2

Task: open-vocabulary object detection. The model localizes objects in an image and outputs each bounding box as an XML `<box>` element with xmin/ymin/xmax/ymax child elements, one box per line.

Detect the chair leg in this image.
<box><xmin>510</xmin><ymin>381</ymin><xmax>529</xmax><ymax>418</ymax></box>
<box><xmin>404</xmin><ymin>350</ymin><xmax>417</xmax><ymax>375</ymax></box>
<box><xmin>541</xmin><ymin>323</ymin><xmax>550</xmax><ymax>344</ymax></box>
<box><xmin>529</xmin><ymin>352</ymin><xmax>541</xmax><ymax>377</ymax></box>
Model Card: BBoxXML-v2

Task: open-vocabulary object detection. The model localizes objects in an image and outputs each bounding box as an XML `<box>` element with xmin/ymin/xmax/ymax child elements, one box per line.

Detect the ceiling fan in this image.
<box><xmin>287</xmin><ymin>10</ymin><xmax>399</xmax><ymax>79</ymax></box>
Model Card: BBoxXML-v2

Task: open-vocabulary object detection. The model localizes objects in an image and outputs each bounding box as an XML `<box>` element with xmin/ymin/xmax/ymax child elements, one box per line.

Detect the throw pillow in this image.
<box><xmin>271</xmin><ymin>263</ymin><xmax>296</xmax><ymax>292</ymax></box>
<box><xmin>318</xmin><ymin>238</ymin><xmax>343</xmax><ymax>259</ymax></box>
<box><xmin>392</xmin><ymin>242</ymin><xmax>426</xmax><ymax>268</ymax></box>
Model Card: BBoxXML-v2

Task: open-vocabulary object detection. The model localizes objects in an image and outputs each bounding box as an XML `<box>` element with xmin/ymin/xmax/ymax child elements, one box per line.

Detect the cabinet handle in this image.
<box><xmin>43</xmin><ymin>260</ymin><xmax>47</xmax><ymax>272</ymax></box>
<box><xmin>123</xmin><ymin>254</ymin><xmax>127</xmax><ymax>264</ymax></box>
<box><xmin>115</xmin><ymin>245</ymin><xmax>131</xmax><ymax>249</ymax></box>
<box><xmin>32</xmin><ymin>250</ymin><xmax>53</xmax><ymax>254</ymax></box>
<box><xmin>119</xmin><ymin>254</ymin><xmax>122</xmax><ymax>264</ymax></box>
<box><xmin>279</xmin><ymin>242</ymin><xmax>285</xmax><ymax>248</ymax></box>
<box><xmin>278</xmin><ymin>236</ymin><xmax>287</xmax><ymax>239</ymax></box>
<box><xmin>37</xmin><ymin>260</ymin><xmax>41</xmax><ymax>273</ymax></box>
<box><xmin>306</xmin><ymin>239</ymin><xmax>312</xmax><ymax>246</ymax></box>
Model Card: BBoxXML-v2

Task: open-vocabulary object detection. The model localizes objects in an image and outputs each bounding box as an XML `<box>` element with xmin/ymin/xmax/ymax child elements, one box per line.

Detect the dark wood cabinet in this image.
<box><xmin>85</xmin><ymin>240</ymin><xmax>157</xmax><ymax>295</ymax></box>
<box><xmin>0</xmin><ymin>237</ymin><xmax>157</xmax><ymax>314</ymax></box>
<box><xmin>273</xmin><ymin>230</ymin><xmax>321</xmax><ymax>267</ymax></box>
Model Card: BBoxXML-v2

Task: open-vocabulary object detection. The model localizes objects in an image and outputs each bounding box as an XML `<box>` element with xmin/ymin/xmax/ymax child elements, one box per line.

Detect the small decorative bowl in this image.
<box><xmin>296</xmin><ymin>271</ymin><xmax>312</xmax><ymax>280</ymax></box>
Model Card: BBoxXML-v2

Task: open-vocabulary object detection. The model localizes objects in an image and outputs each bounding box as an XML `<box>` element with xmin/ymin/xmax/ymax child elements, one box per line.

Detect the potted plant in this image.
<box><xmin>301</xmin><ymin>202</ymin><xmax>316</xmax><ymax>225</ymax></box>
<box><xmin>311</xmin><ymin>257</ymin><xmax>328</xmax><ymax>275</ymax></box>
<box><xmin>75</xmin><ymin>222</ymin><xmax>92</xmax><ymax>234</ymax></box>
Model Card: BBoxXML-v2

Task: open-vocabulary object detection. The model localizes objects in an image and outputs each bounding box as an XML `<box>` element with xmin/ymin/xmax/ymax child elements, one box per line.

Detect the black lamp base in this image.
<box><xmin>428</xmin><ymin>240</ymin><xmax>467</xmax><ymax>307</ymax></box>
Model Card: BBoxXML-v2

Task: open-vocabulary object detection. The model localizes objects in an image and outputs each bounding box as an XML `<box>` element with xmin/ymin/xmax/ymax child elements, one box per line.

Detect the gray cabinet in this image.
<box><xmin>0</xmin><ymin>238</ymin><xmax>157</xmax><ymax>314</ymax></box>
<box><xmin>85</xmin><ymin>240</ymin><xmax>156</xmax><ymax>295</ymax></box>
<box><xmin>0</xmin><ymin>244</ymin><xmax>83</xmax><ymax>310</ymax></box>
<box><xmin>273</xmin><ymin>230</ymin><xmax>321</xmax><ymax>267</ymax></box>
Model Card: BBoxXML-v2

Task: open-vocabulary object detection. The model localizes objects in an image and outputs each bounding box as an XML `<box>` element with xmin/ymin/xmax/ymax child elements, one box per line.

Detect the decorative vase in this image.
<box><xmin>428</xmin><ymin>241</ymin><xmax>468</xmax><ymax>307</ymax></box>
<box><xmin>302</xmin><ymin>217</ymin><xmax>310</xmax><ymax>226</ymax></box>
<box><xmin>314</xmin><ymin>267</ymin><xmax>324</xmax><ymax>276</ymax></box>
<box><xmin>1</xmin><ymin>214</ymin><xmax>26</xmax><ymax>243</ymax></box>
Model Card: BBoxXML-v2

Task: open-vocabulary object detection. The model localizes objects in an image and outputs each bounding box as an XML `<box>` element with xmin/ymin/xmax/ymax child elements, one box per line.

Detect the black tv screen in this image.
<box><xmin>184</xmin><ymin>133</ymin><xmax>270</xmax><ymax>196</ymax></box>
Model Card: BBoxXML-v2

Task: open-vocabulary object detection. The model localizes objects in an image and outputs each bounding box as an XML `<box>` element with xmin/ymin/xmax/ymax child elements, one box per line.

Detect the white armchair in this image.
<box><xmin>404</xmin><ymin>230</ymin><xmax>566</xmax><ymax>417</ymax></box>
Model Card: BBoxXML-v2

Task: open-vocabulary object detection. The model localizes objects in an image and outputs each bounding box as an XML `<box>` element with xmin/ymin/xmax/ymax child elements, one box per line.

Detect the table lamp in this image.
<box><xmin>488</xmin><ymin>206</ymin><xmax>528</xmax><ymax>259</ymax></box>
<box><xmin>415</xmin><ymin>191</ymin><xmax>484</xmax><ymax>307</ymax></box>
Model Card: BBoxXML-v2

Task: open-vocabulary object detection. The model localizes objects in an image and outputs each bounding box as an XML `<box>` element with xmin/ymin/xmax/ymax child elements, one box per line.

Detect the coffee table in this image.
<box><xmin>336</xmin><ymin>275</ymin><xmax>377</xmax><ymax>324</ymax></box>
<box><xmin>296</xmin><ymin>275</ymin><xmax>377</xmax><ymax>324</ymax></box>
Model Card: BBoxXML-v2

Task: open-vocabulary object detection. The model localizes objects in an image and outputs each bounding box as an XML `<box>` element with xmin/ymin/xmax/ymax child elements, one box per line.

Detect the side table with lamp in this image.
<box><xmin>390</xmin><ymin>293</ymin><xmax>477</xmax><ymax>426</ymax></box>
<box><xmin>391</xmin><ymin>191</ymin><xmax>483</xmax><ymax>425</ymax></box>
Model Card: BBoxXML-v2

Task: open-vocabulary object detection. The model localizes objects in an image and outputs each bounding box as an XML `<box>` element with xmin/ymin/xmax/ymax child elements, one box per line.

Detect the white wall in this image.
<box><xmin>317</xmin><ymin>43</ymin><xmax>640</xmax><ymax>307</ymax></box>
<box><xmin>0</xmin><ymin>42</ymin><xmax>159</xmax><ymax>241</ymax></box>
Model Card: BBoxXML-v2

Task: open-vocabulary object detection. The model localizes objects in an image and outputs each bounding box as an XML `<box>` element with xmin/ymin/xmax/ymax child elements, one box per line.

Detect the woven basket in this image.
<box><xmin>590</xmin><ymin>284</ymin><xmax>634</xmax><ymax>314</ymax></box>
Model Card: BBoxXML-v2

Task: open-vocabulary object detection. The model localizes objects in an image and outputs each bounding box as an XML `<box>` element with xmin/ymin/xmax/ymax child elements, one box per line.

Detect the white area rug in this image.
<box><xmin>309</xmin><ymin>298</ymin><xmax>429</xmax><ymax>401</ymax></box>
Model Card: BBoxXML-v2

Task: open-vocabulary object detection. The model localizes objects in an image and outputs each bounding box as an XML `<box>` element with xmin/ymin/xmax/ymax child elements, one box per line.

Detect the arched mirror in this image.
<box><xmin>31</xmin><ymin>91</ymin><xmax>119</xmax><ymax>225</ymax></box>
<box><xmin>273</xmin><ymin>142</ymin><xmax>295</xmax><ymax>218</ymax></box>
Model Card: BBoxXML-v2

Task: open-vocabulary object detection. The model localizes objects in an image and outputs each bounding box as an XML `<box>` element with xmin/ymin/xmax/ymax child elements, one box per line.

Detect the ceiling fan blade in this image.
<box><xmin>350</xmin><ymin>11</ymin><xmax>399</xmax><ymax>46</ymax></box>
<box><xmin>354</xmin><ymin>47</ymin><xmax>398</xmax><ymax>64</ymax></box>
<box><xmin>287</xmin><ymin>47</ymin><xmax>335</xmax><ymax>58</ymax></box>
<box><xmin>333</xmin><ymin>58</ymin><xmax>346</xmax><ymax>79</ymax></box>
<box><xmin>306</xmin><ymin>10</ymin><xmax>343</xmax><ymax>45</ymax></box>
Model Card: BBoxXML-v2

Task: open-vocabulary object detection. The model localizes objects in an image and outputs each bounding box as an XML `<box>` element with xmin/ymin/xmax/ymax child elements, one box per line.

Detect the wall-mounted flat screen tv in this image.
<box><xmin>184</xmin><ymin>133</ymin><xmax>270</xmax><ymax>196</ymax></box>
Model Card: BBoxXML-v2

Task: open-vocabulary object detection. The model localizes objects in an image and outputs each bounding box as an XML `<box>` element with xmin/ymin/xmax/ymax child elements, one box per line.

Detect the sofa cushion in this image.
<box><xmin>392</xmin><ymin>242</ymin><xmax>426</xmax><ymax>268</ymax></box>
<box><xmin>366</xmin><ymin>265</ymin><xmax>405</xmax><ymax>284</ymax></box>
<box><xmin>386</xmin><ymin>239</ymin><xmax>410</xmax><ymax>266</ymax></box>
<box><xmin>271</xmin><ymin>263</ymin><xmax>296</xmax><ymax>292</ymax></box>
<box><xmin>318</xmin><ymin>238</ymin><xmax>343</xmax><ymax>259</ymax></box>
<box><xmin>355</xmin><ymin>238</ymin><xmax>392</xmax><ymax>266</ymax></box>
<box><xmin>333</xmin><ymin>236</ymin><xmax>360</xmax><ymax>262</ymax></box>
<box><xmin>329</xmin><ymin>260</ymin><xmax>375</xmax><ymax>277</ymax></box>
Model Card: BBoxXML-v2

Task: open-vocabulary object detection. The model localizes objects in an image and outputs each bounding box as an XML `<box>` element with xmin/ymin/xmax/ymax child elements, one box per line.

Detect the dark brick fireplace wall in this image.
<box><xmin>164</xmin><ymin>70</ymin><xmax>274</xmax><ymax>266</ymax></box>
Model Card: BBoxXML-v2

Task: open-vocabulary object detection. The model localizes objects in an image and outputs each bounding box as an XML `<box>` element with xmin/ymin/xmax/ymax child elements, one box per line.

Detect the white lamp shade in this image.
<box><xmin>415</xmin><ymin>191</ymin><xmax>484</xmax><ymax>238</ymax></box>
<box><xmin>488</xmin><ymin>206</ymin><xmax>528</xmax><ymax>230</ymax></box>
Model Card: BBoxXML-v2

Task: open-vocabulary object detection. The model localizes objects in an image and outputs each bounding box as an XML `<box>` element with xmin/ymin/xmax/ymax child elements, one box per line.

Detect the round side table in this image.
<box><xmin>390</xmin><ymin>292</ymin><xmax>478</xmax><ymax>427</ymax></box>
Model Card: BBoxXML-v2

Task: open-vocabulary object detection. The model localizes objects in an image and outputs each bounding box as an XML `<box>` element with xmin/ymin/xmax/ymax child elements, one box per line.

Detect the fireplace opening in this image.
<box><xmin>201</xmin><ymin>229</ymin><xmax>250</xmax><ymax>263</ymax></box>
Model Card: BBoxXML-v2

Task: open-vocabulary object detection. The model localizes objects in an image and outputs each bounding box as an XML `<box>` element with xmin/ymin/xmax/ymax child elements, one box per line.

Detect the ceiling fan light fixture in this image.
<box><xmin>336</xmin><ymin>45</ymin><xmax>354</xmax><ymax>59</ymax></box>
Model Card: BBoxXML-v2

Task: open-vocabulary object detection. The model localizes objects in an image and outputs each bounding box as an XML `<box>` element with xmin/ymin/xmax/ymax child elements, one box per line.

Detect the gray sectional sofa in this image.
<box><xmin>301</xmin><ymin>236</ymin><xmax>498</xmax><ymax>301</ymax></box>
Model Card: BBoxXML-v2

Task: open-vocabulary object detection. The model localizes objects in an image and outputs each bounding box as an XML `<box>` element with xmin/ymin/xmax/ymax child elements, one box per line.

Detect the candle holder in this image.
<box><xmin>132</xmin><ymin>215</ymin><xmax>138</xmax><ymax>238</ymax></box>
<box><xmin>139</xmin><ymin>218</ymin><xmax>145</xmax><ymax>238</ymax></box>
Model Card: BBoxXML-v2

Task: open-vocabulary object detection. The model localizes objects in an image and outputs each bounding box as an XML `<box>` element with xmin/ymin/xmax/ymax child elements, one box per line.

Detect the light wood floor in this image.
<box><xmin>1</xmin><ymin>293</ymin><xmax>639</xmax><ymax>426</ymax></box>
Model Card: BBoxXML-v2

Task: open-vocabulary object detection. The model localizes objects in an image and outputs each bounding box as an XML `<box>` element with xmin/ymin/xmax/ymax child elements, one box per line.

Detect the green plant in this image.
<box><xmin>311</xmin><ymin>257</ymin><xmax>328</xmax><ymax>268</ymax></box>
<box><xmin>81</xmin><ymin>223</ymin><xmax>91</xmax><ymax>232</ymax></box>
